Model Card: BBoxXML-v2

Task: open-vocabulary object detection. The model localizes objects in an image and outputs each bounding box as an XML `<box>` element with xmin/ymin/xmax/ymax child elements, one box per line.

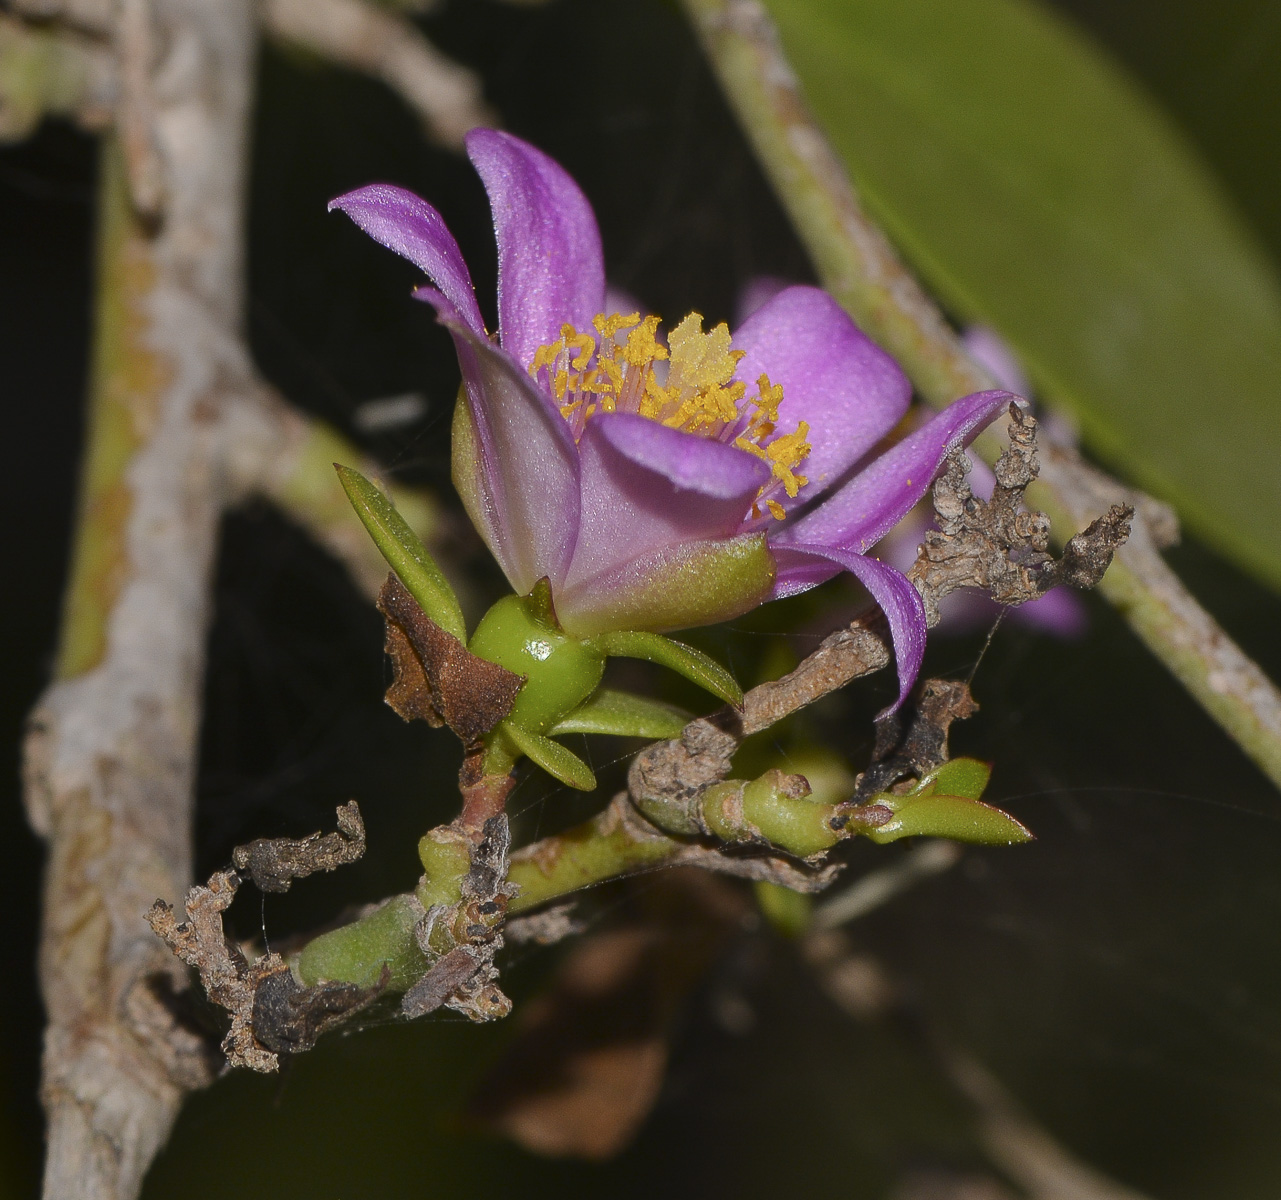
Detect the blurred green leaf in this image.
<box><xmin>764</xmin><ymin>0</ymin><xmax>1281</xmax><ymax>590</ymax></box>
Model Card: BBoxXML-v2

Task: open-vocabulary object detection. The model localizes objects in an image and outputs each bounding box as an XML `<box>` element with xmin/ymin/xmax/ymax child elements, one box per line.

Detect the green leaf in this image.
<box><xmin>589</xmin><ymin>630</ymin><xmax>743</xmax><ymax>706</ymax></box>
<box><xmin>500</xmin><ymin>720</ymin><xmax>597</xmax><ymax>791</ymax></box>
<box><xmin>549</xmin><ymin>689</ymin><xmax>691</xmax><ymax>739</ymax></box>
<box><xmin>764</xmin><ymin>0</ymin><xmax>1281</xmax><ymax>590</ymax></box>
<box><xmin>916</xmin><ymin>757</ymin><xmax>991</xmax><ymax>802</ymax></box>
<box><xmin>334</xmin><ymin>464</ymin><xmax>467</xmax><ymax>641</ymax></box>
<box><xmin>867</xmin><ymin>795</ymin><xmax>1033</xmax><ymax>846</ymax></box>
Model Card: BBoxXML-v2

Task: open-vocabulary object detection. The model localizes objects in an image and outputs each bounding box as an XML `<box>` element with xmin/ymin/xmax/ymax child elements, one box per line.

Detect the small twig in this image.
<box><xmin>260</xmin><ymin>0</ymin><xmax>496</xmax><ymax>148</ymax></box>
<box><xmin>231</xmin><ymin>799</ymin><xmax>365</xmax><ymax>893</ymax></box>
<box><xmin>682</xmin><ymin>0</ymin><xmax>1281</xmax><ymax>794</ymax></box>
<box><xmin>148</xmin><ymin>805</ymin><xmax>385</xmax><ymax>1070</ymax></box>
<box><xmin>941</xmin><ymin>1050</ymin><xmax>1154</xmax><ymax>1200</ymax></box>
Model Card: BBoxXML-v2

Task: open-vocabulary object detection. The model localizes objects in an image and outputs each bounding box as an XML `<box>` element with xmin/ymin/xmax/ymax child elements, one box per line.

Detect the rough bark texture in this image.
<box><xmin>12</xmin><ymin>0</ymin><xmax>488</xmax><ymax>1193</ymax></box>
<box><xmin>23</xmin><ymin>0</ymin><xmax>258</xmax><ymax>1192</ymax></box>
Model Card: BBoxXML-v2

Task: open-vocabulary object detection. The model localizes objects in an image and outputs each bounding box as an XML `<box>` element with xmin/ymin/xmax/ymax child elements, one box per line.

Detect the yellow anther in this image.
<box><xmin>593</xmin><ymin>312</ymin><xmax>640</xmax><ymax>340</ymax></box>
<box><xmin>558</xmin><ymin>324</ymin><xmax>597</xmax><ymax>370</ymax></box>
<box><xmin>529</xmin><ymin>338</ymin><xmax>565</xmax><ymax>376</ymax></box>
<box><xmin>532</xmin><ymin>310</ymin><xmax>812</xmax><ymax>511</ymax></box>
<box><xmin>621</xmin><ymin>315</ymin><xmax>666</xmax><ymax>367</ymax></box>
<box><xmin>764</xmin><ymin>420</ymin><xmax>812</xmax><ymax>498</ymax></box>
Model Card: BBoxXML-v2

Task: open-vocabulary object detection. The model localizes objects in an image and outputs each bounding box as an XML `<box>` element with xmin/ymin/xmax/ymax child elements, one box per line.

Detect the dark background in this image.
<box><xmin>5</xmin><ymin>1</ymin><xmax>1281</xmax><ymax>1196</ymax></box>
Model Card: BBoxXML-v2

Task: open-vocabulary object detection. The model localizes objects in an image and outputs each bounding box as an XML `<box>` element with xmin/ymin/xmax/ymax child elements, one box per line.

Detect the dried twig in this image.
<box><xmin>681</xmin><ymin>0</ymin><xmax>1281</xmax><ymax>794</ymax></box>
<box><xmin>628</xmin><ymin>408</ymin><xmax>1128</xmax><ymax>833</ymax></box>
<box><xmin>148</xmin><ymin>805</ymin><xmax>384</xmax><ymax>1070</ymax></box>
<box><xmin>260</xmin><ymin>0</ymin><xmax>495</xmax><ymax>147</ymax></box>
<box><xmin>231</xmin><ymin>799</ymin><xmax>365</xmax><ymax>893</ymax></box>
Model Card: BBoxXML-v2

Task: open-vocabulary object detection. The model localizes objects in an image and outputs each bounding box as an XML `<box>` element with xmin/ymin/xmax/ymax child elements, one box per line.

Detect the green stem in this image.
<box><xmin>682</xmin><ymin>0</ymin><xmax>1281</xmax><ymax>794</ymax></box>
<box><xmin>507</xmin><ymin>801</ymin><xmax>684</xmax><ymax>913</ymax></box>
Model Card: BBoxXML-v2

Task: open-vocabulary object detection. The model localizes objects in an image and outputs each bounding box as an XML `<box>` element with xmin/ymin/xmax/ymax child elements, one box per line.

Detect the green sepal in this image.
<box><xmin>589</xmin><ymin>630</ymin><xmax>743</xmax><ymax>707</ymax></box>
<box><xmin>866</xmin><ymin>794</ymin><xmax>1033</xmax><ymax>846</ymax></box>
<box><xmin>549</xmin><ymin>689</ymin><xmax>691</xmax><ymax>740</ymax></box>
<box><xmin>563</xmin><ymin>533</ymin><xmax>776</xmax><ymax>637</ymax></box>
<box><xmin>500</xmin><ymin>719</ymin><xmax>597</xmax><ymax>791</ymax></box>
<box><xmin>916</xmin><ymin>757</ymin><xmax>992</xmax><ymax>801</ymax></box>
<box><xmin>335</xmin><ymin>464</ymin><xmax>467</xmax><ymax>642</ymax></box>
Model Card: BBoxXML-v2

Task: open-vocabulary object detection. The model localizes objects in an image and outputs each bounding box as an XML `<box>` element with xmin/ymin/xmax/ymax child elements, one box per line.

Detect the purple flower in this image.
<box><xmin>331</xmin><ymin>131</ymin><xmax>1014</xmax><ymax>711</ymax></box>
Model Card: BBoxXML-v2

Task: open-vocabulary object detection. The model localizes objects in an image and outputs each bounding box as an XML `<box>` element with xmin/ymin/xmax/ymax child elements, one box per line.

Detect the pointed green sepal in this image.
<box><xmin>916</xmin><ymin>757</ymin><xmax>992</xmax><ymax>801</ymax></box>
<box><xmin>549</xmin><ymin>689</ymin><xmax>691</xmax><ymax>740</ymax></box>
<box><xmin>501</xmin><ymin>720</ymin><xmax>597</xmax><ymax>791</ymax></box>
<box><xmin>335</xmin><ymin>464</ymin><xmax>467</xmax><ymax>642</ymax></box>
<box><xmin>867</xmin><ymin>795</ymin><xmax>1033</xmax><ymax>846</ymax></box>
<box><xmin>525</xmin><ymin>576</ymin><xmax>559</xmax><ymax>628</ymax></box>
<box><xmin>589</xmin><ymin>630</ymin><xmax>743</xmax><ymax>707</ymax></box>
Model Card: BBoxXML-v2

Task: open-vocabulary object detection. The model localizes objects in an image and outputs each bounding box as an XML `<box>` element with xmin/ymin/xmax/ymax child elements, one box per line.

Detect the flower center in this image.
<box><xmin>528</xmin><ymin>312</ymin><xmax>811</xmax><ymax>520</ymax></box>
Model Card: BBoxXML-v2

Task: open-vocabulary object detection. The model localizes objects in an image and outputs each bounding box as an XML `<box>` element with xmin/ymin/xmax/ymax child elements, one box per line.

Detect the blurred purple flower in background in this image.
<box><xmin>331</xmin><ymin>131</ymin><xmax>1015</xmax><ymax>707</ymax></box>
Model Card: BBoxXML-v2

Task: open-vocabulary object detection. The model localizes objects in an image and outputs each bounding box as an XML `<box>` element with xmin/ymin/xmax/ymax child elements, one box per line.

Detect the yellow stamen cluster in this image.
<box><xmin>528</xmin><ymin>311</ymin><xmax>812</xmax><ymax>520</ymax></box>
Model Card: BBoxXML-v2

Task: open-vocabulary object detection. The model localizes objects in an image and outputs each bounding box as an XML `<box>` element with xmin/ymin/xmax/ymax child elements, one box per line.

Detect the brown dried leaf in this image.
<box><xmin>377</xmin><ymin>573</ymin><xmax>523</xmax><ymax>745</ymax></box>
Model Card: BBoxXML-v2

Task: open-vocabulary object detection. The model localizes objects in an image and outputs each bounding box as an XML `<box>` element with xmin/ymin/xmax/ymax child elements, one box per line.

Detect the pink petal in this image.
<box><xmin>561</xmin><ymin>412</ymin><xmax>769</xmax><ymax>597</ymax></box>
<box><xmin>328</xmin><ymin>184</ymin><xmax>485</xmax><ymax>337</ymax></box>
<box><xmin>733</xmin><ymin>286</ymin><xmax>911</xmax><ymax>511</ymax></box>
<box><xmin>429</xmin><ymin>301</ymin><xmax>581</xmax><ymax>594</ymax></box>
<box><xmin>466</xmin><ymin>130</ymin><xmax>606</xmax><ymax>370</ymax></box>
<box><xmin>771</xmin><ymin>544</ymin><xmax>927</xmax><ymax>715</ymax></box>
<box><xmin>778</xmin><ymin>390</ymin><xmax>1016</xmax><ymax>553</ymax></box>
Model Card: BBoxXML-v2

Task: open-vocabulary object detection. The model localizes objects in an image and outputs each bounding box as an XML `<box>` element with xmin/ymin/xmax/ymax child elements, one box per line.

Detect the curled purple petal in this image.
<box><xmin>563</xmin><ymin>412</ymin><xmax>768</xmax><ymax>597</ymax></box>
<box><xmin>778</xmin><ymin>390</ymin><xmax>1016</xmax><ymax>553</ymax></box>
<box><xmin>329</xmin><ymin>184</ymin><xmax>485</xmax><ymax>336</ymax></box>
<box><xmin>772</xmin><ymin>544</ymin><xmax>926</xmax><ymax>715</ymax></box>
<box><xmin>466</xmin><ymin>130</ymin><xmax>605</xmax><ymax>369</ymax></box>
<box><xmin>433</xmin><ymin>306</ymin><xmax>581</xmax><ymax>594</ymax></box>
<box><xmin>733</xmin><ymin>286</ymin><xmax>911</xmax><ymax>511</ymax></box>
